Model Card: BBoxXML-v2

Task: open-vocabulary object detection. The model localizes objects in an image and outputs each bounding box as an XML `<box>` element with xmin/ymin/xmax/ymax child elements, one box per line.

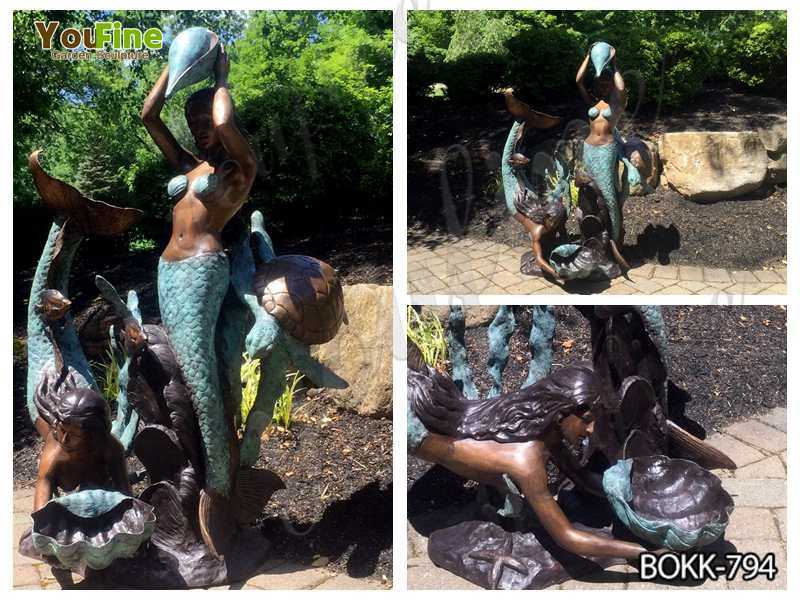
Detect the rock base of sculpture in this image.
<box><xmin>428</xmin><ymin>520</ymin><xmax>625</xmax><ymax>590</ymax></box>
<box><xmin>520</xmin><ymin>251</ymin><xmax>546</xmax><ymax>277</ymax></box>
<box><xmin>20</xmin><ymin>526</ymin><xmax>271</xmax><ymax>589</ymax></box>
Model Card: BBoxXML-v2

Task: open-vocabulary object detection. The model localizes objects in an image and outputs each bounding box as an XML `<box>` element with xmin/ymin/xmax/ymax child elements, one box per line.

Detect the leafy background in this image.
<box><xmin>14</xmin><ymin>10</ymin><xmax>392</xmax><ymax>263</ymax></box>
<box><xmin>408</xmin><ymin>10</ymin><xmax>786</xmax><ymax>108</ymax></box>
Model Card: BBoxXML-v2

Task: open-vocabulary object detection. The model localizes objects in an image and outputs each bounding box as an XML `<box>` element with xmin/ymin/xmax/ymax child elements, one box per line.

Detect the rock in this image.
<box><xmin>757</xmin><ymin>122</ymin><xmax>787</xmax><ymax>185</ymax></box>
<box><xmin>658</xmin><ymin>132</ymin><xmax>768</xmax><ymax>202</ymax></box>
<box><xmin>423</xmin><ymin>306</ymin><xmax>498</xmax><ymax>329</ymax></box>
<box><xmin>766</xmin><ymin>153</ymin><xmax>786</xmax><ymax>185</ymax></box>
<box><xmin>757</xmin><ymin>122</ymin><xmax>787</xmax><ymax>154</ymax></box>
<box><xmin>312</xmin><ymin>284</ymin><xmax>392</xmax><ymax>418</ymax></box>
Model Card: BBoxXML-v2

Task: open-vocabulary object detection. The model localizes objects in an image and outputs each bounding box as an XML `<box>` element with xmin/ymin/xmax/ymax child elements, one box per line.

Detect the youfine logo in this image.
<box><xmin>34</xmin><ymin>21</ymin><xmax>163</xmax><ymax>51</ymax></box>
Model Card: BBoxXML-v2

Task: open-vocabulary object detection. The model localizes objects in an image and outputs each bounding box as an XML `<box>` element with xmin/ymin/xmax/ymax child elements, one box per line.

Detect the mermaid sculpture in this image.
<box><xmin>575</xmin><ymin>42</ymin><xmax>630</xmax><ymax>244</ymax></box>
<box><xmin>408</xmin><ymin>306</ymin><xmax>736</xmax><ymax>589</ymax></box>
<box><xmin>141</xmin><ymin>30</ymin><xmax>347</xmax><ymax>556</ymax></box>
<box><xmin>500</xmin><ymin>90</ymin><xmax>567</xmax><ymax>279</ymax></box>
<box><xmin>501</xmin><ymin>88</ymin><xmax>629</xmax><ymax>282</ymax></box>
<box><xmin>20</xmin><ymin>27</ymin><xmax>349</xmax><ymax>586</ymax></box>
<box><xmin>19</xmin><ymin>151</ymin><xmax>155</xmax><ymax>572</ymax></box>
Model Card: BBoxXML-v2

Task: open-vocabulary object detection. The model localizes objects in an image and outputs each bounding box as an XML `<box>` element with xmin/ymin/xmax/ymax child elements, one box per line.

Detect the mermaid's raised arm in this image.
<box><xmin>141</xmin><ymin>66</ymin><xmax>197</xmax><ymax>172</ymax></box>
<box><xmin>575</xmin><ymin>52</ymin><xmax>592</xmax><ymax>105</ymax></box>
<box><xmin>211</xmin><ymin>46</ymin><xmax>257</xmax><ymax>192</ymax></box>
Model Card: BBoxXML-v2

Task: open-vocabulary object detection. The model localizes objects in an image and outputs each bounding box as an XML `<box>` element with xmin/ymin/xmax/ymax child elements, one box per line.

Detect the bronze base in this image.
<box><xmin>19</xmin><ymin>526</ymin><xmax>272</xmax><ymax>589</ymax></box>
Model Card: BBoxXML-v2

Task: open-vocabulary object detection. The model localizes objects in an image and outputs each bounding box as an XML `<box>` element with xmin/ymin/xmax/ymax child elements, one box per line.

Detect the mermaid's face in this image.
<box><xmin>186</xmin><ymin>105</ymin><xmax>219</xmax><ymax>153</ymax></box>
<box><xmin>594</xmin><ymin>75</ymin><xmax>613</xmax><ymax>99</ymax></box>
<box><xmin>37</xmin><ymin>290</ymin><xmax>71</xmax><ymax>321</ymax></box>
<box><xmin>560</xmin><ymin>409</ymin><xmax>595</xmax><ymax>464</ymax></box>
<box><xmin>54</xmin><ymin>422</ymin><xmax>93</xmax><ymax>453</ymax></box>
<box><xmin>543</xmin><ymin>214</ymin><xmax>560</xmax><ymax>232</ymax></box>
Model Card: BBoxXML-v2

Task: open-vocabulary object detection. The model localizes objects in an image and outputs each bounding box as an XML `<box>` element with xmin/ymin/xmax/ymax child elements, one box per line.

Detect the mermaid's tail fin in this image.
<box><xmin>667</xmin><ymin>420</ymin><xmax>737</xmax><ymax>470</ymax></box>
<box><xmin>28</xmin><ymin>150</ymin><xmax>143</xmax><ymax>236</ymax></box>
<box><xmin>502</xmin><ymin>89</ymin><xmax>561</xmax><ymax>130</ymax></box>
<box><xmin>231</xmin><ymin>467</ymin><xmax>285</xmax><ymax>525</ymax></box>
<box><xmin>198</xmin><ymin>467</ymin><xmax>286</xmax><ymax>556</ymax></box>
<box><xmin>198</xmin><ymin>489</ymin><xmax>237</xmax><ymax>558</ymax></box>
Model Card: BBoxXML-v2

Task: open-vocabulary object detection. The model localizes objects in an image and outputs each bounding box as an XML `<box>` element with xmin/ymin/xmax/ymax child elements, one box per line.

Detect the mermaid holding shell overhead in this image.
<box><xmin>141</xmin><ymin>30</ymin><xmax>256</xmax><ymax>522</ymax></box>
<box><xmin>575</xmin><ymin>41</ymin><xmax>642</xmax><ymax>249</ymax></box>
<box><xmin>20</xmin><ymin>27</ymin><xmax>348</xmax><ymax>583</ymax></box>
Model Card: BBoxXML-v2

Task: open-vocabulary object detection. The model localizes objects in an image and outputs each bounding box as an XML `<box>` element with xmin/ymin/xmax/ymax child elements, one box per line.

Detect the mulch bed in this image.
<box><xmin>257</xmin><ymin>394</ymin><xmax>392</xmax><ymax>580</ymax></box>
<box><xmin>408</xmin><ymin>87</ymin><xmax>786</xmax><ymax>270</ymax></box>
<box><xmin>408</xmin><ymin>305</ymin><xmax>787</xmax><ymax>488</ymax></box>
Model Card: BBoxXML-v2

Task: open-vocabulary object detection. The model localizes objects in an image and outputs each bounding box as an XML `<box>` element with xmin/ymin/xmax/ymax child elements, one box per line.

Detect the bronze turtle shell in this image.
<box><xmin>254</xmin><ymin>255</ymin><xmax>346</xmax><ymax>345</ymax></box>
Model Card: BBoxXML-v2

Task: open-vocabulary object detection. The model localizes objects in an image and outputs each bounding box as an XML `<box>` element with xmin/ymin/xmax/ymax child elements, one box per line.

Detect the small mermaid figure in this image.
<box><xmin>500</xmin><ymin>90</ymin><xmax>567</xmax><ymax>279</ymax></box>
<box><xmin>576</xmin><ymin>42</ymin><xmax>628</xmax><ymax>247</ymax></box>
<box><xmin>141</xmin><ymin>45</ymin><xmax>256</xmax><ymax>516</ymax></box>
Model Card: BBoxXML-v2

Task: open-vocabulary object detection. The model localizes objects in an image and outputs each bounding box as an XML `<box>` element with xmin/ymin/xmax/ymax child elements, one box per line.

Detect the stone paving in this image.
<box><xmin>407</xmin><ymin>406</ymin><xmax>787</xmax><ymax>590</ymax></box>
<box><xmin>408</xmin><ymin>238</ymin><xmax>787</xmax><ymax>296</ymax></box>
<box><xmin>12</xmin><ymin>486</ymin><xmax>390</xmax><ymax>590</ymax></box>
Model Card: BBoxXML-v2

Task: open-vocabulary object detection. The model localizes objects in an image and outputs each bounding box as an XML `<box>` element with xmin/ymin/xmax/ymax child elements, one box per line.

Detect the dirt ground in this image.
<box><xmin>408</xmin><ymin>87</ymin><xmax>787</xmax><ymax>270</ymax></box>
<box><xmin>257</xmin><ymin>395</ymin><xmax>392</xmax><ymax>580</ymax></box>
<box><xmin>408</xmin><ymin>304</ymin><xmax>787</xmax><ymax>486</ymax></box>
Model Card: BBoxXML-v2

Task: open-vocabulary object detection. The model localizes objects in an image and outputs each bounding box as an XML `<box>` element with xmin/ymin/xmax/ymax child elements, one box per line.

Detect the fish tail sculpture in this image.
<box><xmin>157</xmin><ymin>251</ymin><xmax>231</xmax><ymax>498</ymax></box>
<box><xmin>523</xmin><ymin>306</ymin><xmax>556</xmax><ymax>388</ymax></box>
<box><xmin>487</xmin><ymin>306</ymin><xmax>515</xmax><ymax>398</ymax></box>
<box><xmin>26</xmin><ymin>151</ymin><xmax>142</xmax><ymax>424</ymax></box>
<box><xmin>501</xmin><ymin>121</ymin><xmax>527</xmax><ymax>215</ymax></box>
<box><xmin>582</xmin><ymin>141</ymin><xmax>622</xmax><ymax>243</ymax></box>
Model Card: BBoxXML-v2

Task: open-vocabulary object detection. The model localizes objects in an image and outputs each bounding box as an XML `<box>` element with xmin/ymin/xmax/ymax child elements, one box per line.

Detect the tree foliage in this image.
<box><xmin>407</xmin><ymin>10</ymin><xmax>786</xmax><ymax>108</ymax></box>
<box><xmin>13</xmin><ymin>10</ymin><xmax>392</xmax><ymax>261</ymax></box>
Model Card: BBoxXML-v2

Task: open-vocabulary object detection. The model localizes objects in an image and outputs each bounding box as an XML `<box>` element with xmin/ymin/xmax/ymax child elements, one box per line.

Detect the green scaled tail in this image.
<box><xmin>583</xmin><ymin>141</ymin><xmax>622</xmax><ymax>242</ymax></box>
<box><xmin>157</xmin><ymin>252</ymin><xmax>231</xmax><ymax>497</ymax></box>
<box><xmin>26</xmin><ymin>222</ymin><xmax>96</xmax><ymax>423</ymax></box>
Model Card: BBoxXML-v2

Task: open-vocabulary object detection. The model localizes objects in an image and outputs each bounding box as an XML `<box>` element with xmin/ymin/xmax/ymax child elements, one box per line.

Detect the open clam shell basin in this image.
<box><xmin>166</xmin><ymin>27</ymin><xmax>220</xmax><ymax>99</ymax></box>
<box><xmin>31</xmin><ymin>490</ymin><xmax>156</xmax><ymax>571</ymax></box>
<box><xmin>254</xmin><ymin>255</ymin><xmax>346</xmax><ymax>346</ymax></box>
<box><xmin>603</xmin><ymin>456</ymin><xmax>734</xmax><ymax>551</ymax></box>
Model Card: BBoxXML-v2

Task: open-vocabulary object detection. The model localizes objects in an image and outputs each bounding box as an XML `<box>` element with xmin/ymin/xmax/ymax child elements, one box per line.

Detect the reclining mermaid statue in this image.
<box><xmin>408</xmin><ymin>306</ymin><xmax>736</xmax><ymax>589</ymax></box>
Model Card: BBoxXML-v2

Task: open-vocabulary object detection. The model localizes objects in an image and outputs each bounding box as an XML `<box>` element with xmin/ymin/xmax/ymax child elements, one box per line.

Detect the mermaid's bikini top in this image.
<box><xmin>167</xmin><ymin>172</ymin><xmax>218</xmax><ymax>200</ymax></box>
<box><xmin>588</xmin><ymin>106</ymin><xmax>613</xmax><ymax>120</ymax></box>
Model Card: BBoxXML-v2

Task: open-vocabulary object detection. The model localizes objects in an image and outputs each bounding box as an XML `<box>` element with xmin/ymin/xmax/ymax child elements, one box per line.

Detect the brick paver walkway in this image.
<box><xmin>408</xmin><ymin>406</ymin><xmax>787</xmax><ymax>590</ymax></box>
<box><xmin>408</xmin><ymin>238</ymin><xmax>787</xmax><ymax>296</ymax></box>
<box><xmin>12</xmin><ymin>488</ymin><xmax>389</xmax><ymax>590</ymax></box>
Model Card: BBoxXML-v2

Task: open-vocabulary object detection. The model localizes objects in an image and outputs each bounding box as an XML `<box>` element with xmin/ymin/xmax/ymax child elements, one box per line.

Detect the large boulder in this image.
<box><xmin>757</xmin><ymin>122</ymin><xmax>787</xmax><ymax>185</ymax></box>
<box><xmin>312</xmin><ymin>284</ymin><xmax>392</xmax><ymax>418</ymax></box>
<box><xmin>658</xmin><ymin>132</ymin><xmax>768</xmax><ymax>202</ymax></box>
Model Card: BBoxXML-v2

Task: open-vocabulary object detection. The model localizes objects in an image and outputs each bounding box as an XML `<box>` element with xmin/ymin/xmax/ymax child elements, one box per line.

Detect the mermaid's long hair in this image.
<box><xmin>410</xmin><ymin>365</ymin><xmax>605</xmax><ymax>443</ymax></box>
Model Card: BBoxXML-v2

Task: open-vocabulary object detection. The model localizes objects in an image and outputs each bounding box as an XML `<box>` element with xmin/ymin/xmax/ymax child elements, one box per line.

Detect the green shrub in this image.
<box><xmin>407</xmin><ymin>307</ymin><xmax>448</xmax><ymax>369</ymax></box>
<box><xmin>505</xmin><ymin>26</ymin><xmax>584</xmax><ymax>103</ymax></box>
<box><xmin>723</xmin><ymin>14</ymin><xmax>786</xmax><ymax>94</ymax></box>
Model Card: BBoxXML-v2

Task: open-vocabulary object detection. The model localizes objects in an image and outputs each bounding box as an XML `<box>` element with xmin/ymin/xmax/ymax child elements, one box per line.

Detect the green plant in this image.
<box><xmin>240</xmin><ymin>356</ymin><xmax>306</xmax><ymax>430</ymax></box>
<box><xmin>240</xmin><ymin>353</ymin><xmax>261</xmax><ymax>424</ymax></box>
<box><xmin>128</xmin><ymin>234</ymin><xmax>157</xmax><ymax>252</ymax></box>
<box><xmin>272</xmin><ymin>371</ymin><xmax>305</xmax><ymax>429</ymax></box>
<box><xmin>94</xmin><ymin>350</ymin><xmax>120</xmax><ymax>403</ymax></box>
<box><xmin>407</xmin><ymin>306</ymin><xmax>448</xmax><ymax>369</ymax></box>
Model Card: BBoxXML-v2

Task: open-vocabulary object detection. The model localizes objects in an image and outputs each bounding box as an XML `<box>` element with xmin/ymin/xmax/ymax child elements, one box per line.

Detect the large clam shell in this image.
<box><xmin>31</xmin><ymin>489</ymin><xmax>156</xmax><ymax>571</ymax></box>
<box><xmin>603</xmin><ymin>455</ymin><xmax>734</xmax><ymax>550</ymax></box>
